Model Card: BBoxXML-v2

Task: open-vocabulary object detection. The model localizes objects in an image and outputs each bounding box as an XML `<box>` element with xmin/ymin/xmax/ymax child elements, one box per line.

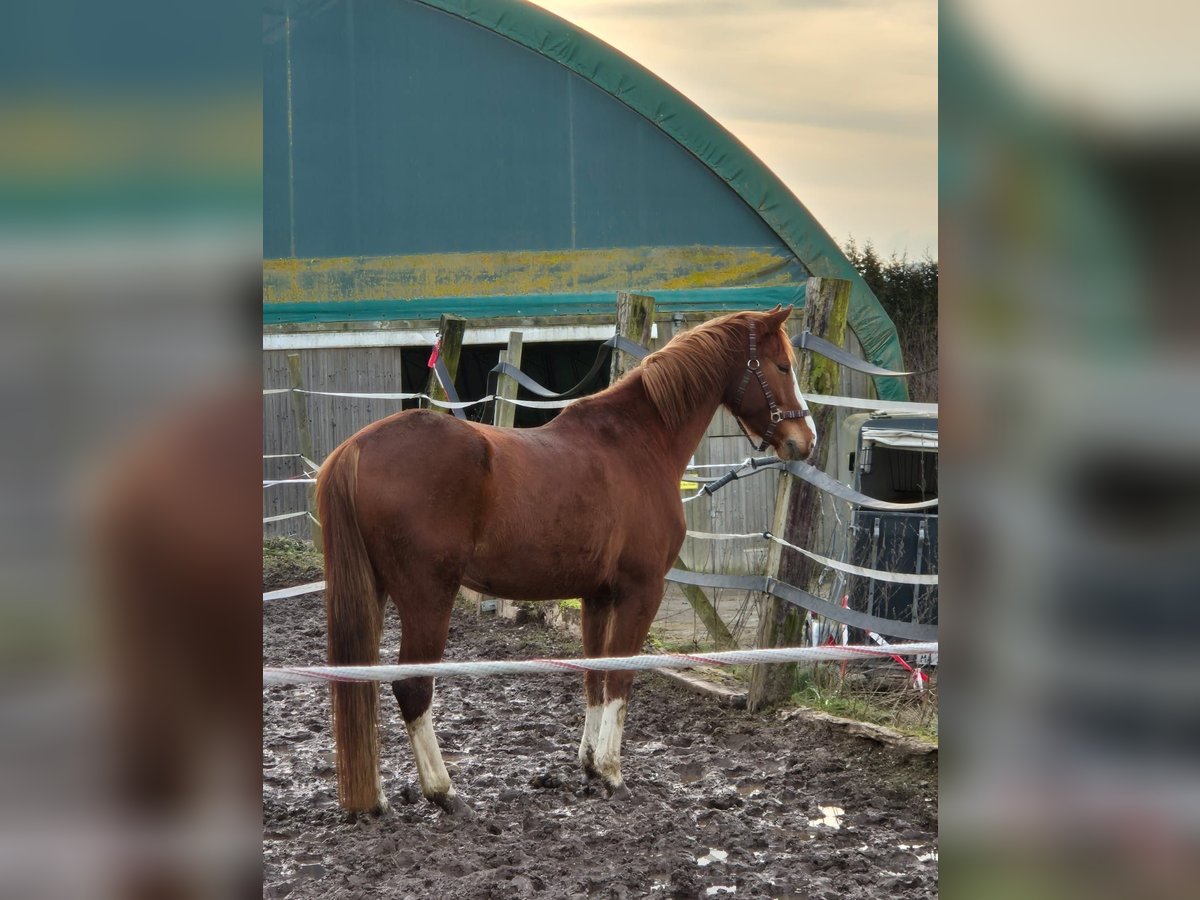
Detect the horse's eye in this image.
<box><xmin>776</xmin><ymin>363</ymin><xmax>790</xmax><ymax>374</ymax></box>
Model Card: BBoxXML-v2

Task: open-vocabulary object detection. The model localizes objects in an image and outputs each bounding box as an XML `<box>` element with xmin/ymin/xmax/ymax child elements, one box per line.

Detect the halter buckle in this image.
<box><xmin>747</xmin><ymin>358</ymin><xmax>761</xmax><ymax>370</ymax></box>
<box><xmin>770</xmin><ymin>409</ymin><xmax>783</xmax><ymax>423</ymax></box>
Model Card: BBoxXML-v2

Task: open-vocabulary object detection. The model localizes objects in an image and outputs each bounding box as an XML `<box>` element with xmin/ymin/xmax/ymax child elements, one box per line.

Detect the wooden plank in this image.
<box><xmin>492</xmin><ymin>331</ymin><xmax>524</xmax><ymax>428</ymax></box>
<box><xmin>610</xmin><ymin>292</ymin><xmax>655</xmax><ymax>383</ymax></box>
<box><xmin>423</xmin><ymin>314</ymin><xmax>466</xmax><ymax>412</ymax></box>
<box><xmin>286</xmin><ymin>353</ymin><xmax>322</xmax><ymax>552</ymax></box>
<box><xmin>653</xmin><ymin>668</ymin><xmax>747</xmax><ymax>709</ymax></box>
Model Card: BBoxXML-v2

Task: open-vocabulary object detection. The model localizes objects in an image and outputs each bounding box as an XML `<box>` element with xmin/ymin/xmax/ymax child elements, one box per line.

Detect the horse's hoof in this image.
<box><xmin>432</xmin><ymin>792</ymin><xmax>475</xmax><ymax>818</ymax></box>
<box><xmin>605</xmin><ymin>781</ymin><xmax>631</xmax><ymax>801</ymax></box>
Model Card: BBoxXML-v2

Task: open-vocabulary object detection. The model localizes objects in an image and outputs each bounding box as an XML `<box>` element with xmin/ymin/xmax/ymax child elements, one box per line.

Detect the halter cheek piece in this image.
<box><xmin>731</xmin><ymin>322</ymin><xmax>810</xmax><ymax>452</ymax></box>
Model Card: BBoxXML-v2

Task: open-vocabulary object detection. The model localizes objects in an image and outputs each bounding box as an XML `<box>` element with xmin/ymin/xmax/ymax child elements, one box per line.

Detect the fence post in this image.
<box><xmin>492</xmin><ymin>330</ymin><xmax>524</xmax><ymax>428</ymax></box>
<box><xmin>286</xmin><ymin>352</ymin><xmax>322</xmax><ymax>553</ymax></box>
<box><xmin>424</xmin><ymin>313</ymin><xmax>466</xmax><ymax>413</ymax></box>
<box><xmin>747</xmin><ymin>277</ymin><xmax>850</xmax><ymax>711</ymax></box>
<box><xmin>611</xmin><ymin>292</ymin><xmax>655</xmax><ymax>383</ymax></box>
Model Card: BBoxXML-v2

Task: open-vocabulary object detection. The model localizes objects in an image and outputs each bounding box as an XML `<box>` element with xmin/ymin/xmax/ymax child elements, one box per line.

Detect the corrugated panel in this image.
<box><xmin>263</xmin><ymin>346</ymin><xmax>416</xmax><ymax>540</ymax></box>
<box><xmin>265</xmin><ymin>0</ymin><xmax>792</xmax><ymax>260</ymax></box>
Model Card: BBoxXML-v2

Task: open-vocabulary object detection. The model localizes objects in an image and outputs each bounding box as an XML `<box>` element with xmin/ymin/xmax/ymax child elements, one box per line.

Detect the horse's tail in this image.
<box><xmin>316</xmin><ymin>440</ymin><xmax>383</xmax><ymax>811</ymax></box>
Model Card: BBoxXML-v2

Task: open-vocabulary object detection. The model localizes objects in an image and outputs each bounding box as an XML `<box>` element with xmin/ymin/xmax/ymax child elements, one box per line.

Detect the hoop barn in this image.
<box><xmin>262</xmin><ymin>0</ymin><xmax>908</xmax><ymax>549</ymax></box>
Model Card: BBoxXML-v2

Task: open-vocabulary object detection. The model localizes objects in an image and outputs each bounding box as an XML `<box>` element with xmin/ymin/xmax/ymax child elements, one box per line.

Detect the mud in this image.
<box><xmin>264</xmin><ymin>594</ymin><xmax>937</xmax><ymax>899</ymax></box>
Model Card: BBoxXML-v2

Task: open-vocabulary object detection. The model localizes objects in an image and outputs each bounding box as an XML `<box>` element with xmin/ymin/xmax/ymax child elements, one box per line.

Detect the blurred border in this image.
<box><xmin>1</xmin><ymin>2</ymin><xmax>262</xmax><ymax>898</ymax></box>
<box><xmin>941</xmin><ymin>2</ymin><xmax>1200</xmax><ymax>897</ymax></box>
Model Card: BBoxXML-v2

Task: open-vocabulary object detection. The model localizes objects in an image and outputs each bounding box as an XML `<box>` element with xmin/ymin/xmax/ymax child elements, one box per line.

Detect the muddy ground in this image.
<box><xmin>264</xmin><ymin>589</ymin><xmax>938</xmax><ymax>899</ymax></box>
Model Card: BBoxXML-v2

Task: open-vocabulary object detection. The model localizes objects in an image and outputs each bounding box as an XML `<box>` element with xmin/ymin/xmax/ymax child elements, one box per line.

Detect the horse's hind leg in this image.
<box><xmin>578</xmin><ymin>594</ymin><xmax>613</xmax><ymax>782</ymax></box>
<box><xmin>592</xmin><ymin>580</ymin><xmax>663</xmax><ymax>800</ymax></box>
<box><xmin>385</xmin><ymin>571</ymin><xmax>472</xmax><ymax>817</ymax></box>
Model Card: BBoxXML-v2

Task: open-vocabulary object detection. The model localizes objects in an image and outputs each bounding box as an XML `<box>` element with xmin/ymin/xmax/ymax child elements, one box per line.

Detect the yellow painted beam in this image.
<box><xmin>263</xmin><ymin>245</ymin><xmax>798</xmax><ymax>304</ymax></box>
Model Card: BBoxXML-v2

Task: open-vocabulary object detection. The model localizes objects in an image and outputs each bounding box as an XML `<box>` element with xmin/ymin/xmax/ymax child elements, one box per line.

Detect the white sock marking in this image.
<box><xmin>578</xmin><ymin>704</ymin><xmax>602</xmax><ymax>767</ymax></box>
<box><xmin>593</xmin><ymin>698</ymin><xmax>627</xmax><ymax>783</ymax></box>
<box><xmin>405</xmin><ymin>709</ymin><xmax>453</xmax><ymax>798</ymax></box>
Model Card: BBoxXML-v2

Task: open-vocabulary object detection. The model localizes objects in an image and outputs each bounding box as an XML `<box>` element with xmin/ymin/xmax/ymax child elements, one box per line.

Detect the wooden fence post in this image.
<box><xmin>492</xmin><ymin>330</ymin><xmax>524</xmax><ymax>428</ymax></box>
<box><xmin>286</xmin><ymin>352</ymin><xmax>322</xmax><ymax>553</ymax></box>
<box><xmin>610</xmin><ymin>292</ymin><xmax>655</xmax><ymax>383</ymax></box>
<box><xmin>424</xmin><ymin>313</ymin><xmax>466</xmax><ymax>413</ymax></box>
<box><xmin>747</xmin><ymin>277</ymin><xmax>851</xmax><ymax>711</ymax></box>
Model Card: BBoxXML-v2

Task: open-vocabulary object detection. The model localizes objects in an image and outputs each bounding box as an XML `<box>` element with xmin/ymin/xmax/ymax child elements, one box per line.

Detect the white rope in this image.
<box><xmin>683</xmin><ymin>530</ymin><xmax>937</xmax><ymax>585</ymax></box>
<box><xmin>263</xmin><ymin>388</ymin><xmax>291</xmax><ymax>396</ymax></box>
<box><xmin>807</xmin><ymin>393</ymin><xmax>937</xmax><ymax>415</ymax></box>
<box><xmin>263</xmin><ymin>453</ymin><xmax>301</xmax><ymax>459</ymax></box>
<box><xmin>264</xmin><ymin>478</ymin><xmax>317</xmax><ymax>487</ymax></box>
<box><xmin>263</xmin><ymin>641</ymin><xmax>938</xmax><ymax>686</ymax></box>
<box><xmin>263</xmin><ymin>580</ymin><xmax>324</xmax><ymax>601</ymax></box>
<box><xmin>263</xmin><ymin>511</ymin><xmax>308</xmax><ymax>524</ymax></box>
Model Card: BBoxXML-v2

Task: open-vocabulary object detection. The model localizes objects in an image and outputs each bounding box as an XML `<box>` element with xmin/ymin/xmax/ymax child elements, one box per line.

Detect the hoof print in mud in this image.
<box><xmin>605</xmin><ymin>781</ymin><xmax>632</xmax><ymax>801</ymax></box>
<box><xmin>706</xmin><ymin>791</ymin><xmax>744</xmax><ymax>811</ymax></box>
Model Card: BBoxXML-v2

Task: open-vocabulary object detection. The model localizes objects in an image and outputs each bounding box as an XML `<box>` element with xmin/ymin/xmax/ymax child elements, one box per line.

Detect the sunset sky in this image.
<box><xmin>532</xmin><ymin>0</ymin><xmax>937</xmax><ymax>260</ymax></box>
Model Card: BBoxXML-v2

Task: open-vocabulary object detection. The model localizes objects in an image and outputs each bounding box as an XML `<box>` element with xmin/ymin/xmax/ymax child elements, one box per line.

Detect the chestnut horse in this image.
<box><xmin>316</xmin><ymin>306</ymin><xmax>815</xmax><ymax>815</ymax></box>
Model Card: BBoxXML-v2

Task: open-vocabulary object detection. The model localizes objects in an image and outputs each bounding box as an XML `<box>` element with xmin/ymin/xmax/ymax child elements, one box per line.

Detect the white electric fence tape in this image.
<box><xmin>806</xmin><ymin>393</ymin><xmax>937</xmax><ymax>415</ymax></box>
<box><xmin>263</xmin><ymin>580</ymin><xmax>325</xmax><ymax>601</ymax></box>
<box><xmin>684</xmin><ymin>530</ymin><xmax>937</xmax><ymax>585</ymax></box>
<box><xmin>263</xmin><ymin>511</ymin><xmax>309</xmax><ymax>524</ymax></box>
<box><xmin>263</xmin><ymin>641</ymin><xmax>939</xmax><ymax>686</ymax></box>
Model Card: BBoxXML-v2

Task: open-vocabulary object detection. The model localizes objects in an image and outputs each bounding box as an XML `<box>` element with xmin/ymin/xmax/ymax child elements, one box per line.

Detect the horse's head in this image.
<box><xmin>723</xmin><ymin>306</ymin><xmax>816</xmax><ymax>462</ymax></box>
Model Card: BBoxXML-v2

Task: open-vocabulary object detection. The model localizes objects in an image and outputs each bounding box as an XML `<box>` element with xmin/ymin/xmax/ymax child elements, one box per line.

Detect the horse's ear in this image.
<box><xmin>761</xmin><ymin>304</ymin><xmax>794</xmax><ymax>331</ymax></box>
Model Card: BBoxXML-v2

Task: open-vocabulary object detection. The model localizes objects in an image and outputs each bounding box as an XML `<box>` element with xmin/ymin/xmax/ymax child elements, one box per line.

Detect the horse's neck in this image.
<box><xmin>578</xmin><ymin>370</ymin><xmax>724</xmax><ymax>475</ymax></box>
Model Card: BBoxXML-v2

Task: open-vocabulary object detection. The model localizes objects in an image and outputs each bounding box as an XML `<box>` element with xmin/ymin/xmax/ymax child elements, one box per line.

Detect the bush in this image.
<box><xmin>845</xmin><ymin>239</ymin><xmax>938</xmax><ymax>402</ymax></box>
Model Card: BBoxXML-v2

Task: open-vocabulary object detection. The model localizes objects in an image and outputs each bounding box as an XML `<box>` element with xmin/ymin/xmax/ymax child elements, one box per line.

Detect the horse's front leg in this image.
<box><xmin>590</xmin><ymin>581</ymin><xmax>663</xmax><ymax>800</ymax></box>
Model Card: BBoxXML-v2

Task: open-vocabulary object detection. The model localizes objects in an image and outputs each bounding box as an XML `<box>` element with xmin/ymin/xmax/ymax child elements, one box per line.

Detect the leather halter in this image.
<box><xmin>731</xmin><ymin>322</ymin><xmax>810</xmax><ymax>452</ymax></box>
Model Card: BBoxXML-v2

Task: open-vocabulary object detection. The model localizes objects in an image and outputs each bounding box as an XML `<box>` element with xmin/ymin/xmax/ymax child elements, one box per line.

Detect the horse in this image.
<box><xmin>315</xmin><ymin>305</ymin><xmax>816</xmax><ymax>815</ymax></box>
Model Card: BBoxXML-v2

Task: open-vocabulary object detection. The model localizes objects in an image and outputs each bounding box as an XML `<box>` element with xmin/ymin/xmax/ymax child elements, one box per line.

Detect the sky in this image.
<box><xmin>531</xmin><ymin>0</ymin><xmax>937</xmax><ymax>260</ymax></box>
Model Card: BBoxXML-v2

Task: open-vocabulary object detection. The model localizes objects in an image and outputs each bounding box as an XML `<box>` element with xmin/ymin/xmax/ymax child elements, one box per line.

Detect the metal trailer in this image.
<box><xmin>837</xmin><ymin>413</ymin><xmax>938</xmax><ymax>665</ymax></box>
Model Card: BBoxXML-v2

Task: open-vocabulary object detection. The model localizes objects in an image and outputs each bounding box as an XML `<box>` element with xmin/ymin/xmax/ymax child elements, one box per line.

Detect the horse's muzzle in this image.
<box><xmin>782</xmin><ymin>437</ymin><xmax>814</xmax><ymax>462</ymax></box>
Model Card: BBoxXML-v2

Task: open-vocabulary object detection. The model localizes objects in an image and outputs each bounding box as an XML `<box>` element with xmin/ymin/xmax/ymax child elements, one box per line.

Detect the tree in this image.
<box><xmin>844</xmin><ymin>239</ymin><xmax>938</xmax><ymax>402</ymax></box>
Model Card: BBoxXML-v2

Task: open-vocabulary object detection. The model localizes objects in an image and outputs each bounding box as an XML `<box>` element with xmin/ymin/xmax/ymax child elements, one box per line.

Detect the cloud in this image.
<box><xmin>533</xmin><ymin>0</ymin><xmax>937</xmax><ymax>257</ymax></box>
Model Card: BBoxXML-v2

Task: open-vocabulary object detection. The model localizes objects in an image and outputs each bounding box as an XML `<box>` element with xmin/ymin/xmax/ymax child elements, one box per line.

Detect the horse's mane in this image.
<box><xmin>639</xmin><ymin>311</ymin><xmax>790</xmax><ymax>430</ymax></box>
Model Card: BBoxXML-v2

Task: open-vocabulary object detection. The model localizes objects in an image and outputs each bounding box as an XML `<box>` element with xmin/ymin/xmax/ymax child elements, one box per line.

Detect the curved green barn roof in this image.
<box><xmin>264</xmin><ymin>0</ymin><xmax>907</xmax><ymax>399</ymax></box>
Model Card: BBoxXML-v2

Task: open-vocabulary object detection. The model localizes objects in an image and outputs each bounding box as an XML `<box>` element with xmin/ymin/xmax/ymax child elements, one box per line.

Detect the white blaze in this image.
<box><xmin>792</xmin><ymin>370</ymin><xmax>818</xmax><ymax>448</ymax></box>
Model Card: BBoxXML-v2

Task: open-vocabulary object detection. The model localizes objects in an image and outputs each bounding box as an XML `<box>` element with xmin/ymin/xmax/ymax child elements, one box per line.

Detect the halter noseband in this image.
<box><xmin>731</xmin><ymin>322</ymin><xmax>810</xmax><ymax>452</ymax></box>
